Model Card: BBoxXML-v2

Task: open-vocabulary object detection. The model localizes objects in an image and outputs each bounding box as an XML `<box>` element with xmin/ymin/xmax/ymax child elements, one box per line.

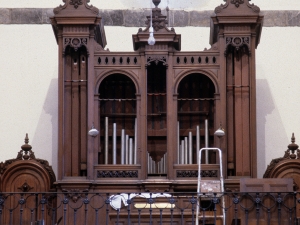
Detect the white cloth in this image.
<box><xmin>109</xmin><ymin>193</ymin><xmax>171</xmax><ymax>210</ymax></box>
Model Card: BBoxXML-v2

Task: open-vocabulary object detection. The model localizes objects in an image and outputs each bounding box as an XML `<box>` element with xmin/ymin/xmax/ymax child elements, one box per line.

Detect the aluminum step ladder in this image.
<box><xmin>196</xmin><ymin>148</ymin><xmax>225</xmax><ymax>225</ymax></box>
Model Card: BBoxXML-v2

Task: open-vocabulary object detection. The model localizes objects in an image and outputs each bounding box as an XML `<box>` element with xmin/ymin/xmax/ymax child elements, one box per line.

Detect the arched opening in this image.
<box><xmin>177</xmin><ymin>73</ymin><xmax>216</xmax><ymax>164</ymax></box>
<box><xmin>98</xmin><ymin>74</ymin><xmax>137</xmax><ymax>165</ymax></box>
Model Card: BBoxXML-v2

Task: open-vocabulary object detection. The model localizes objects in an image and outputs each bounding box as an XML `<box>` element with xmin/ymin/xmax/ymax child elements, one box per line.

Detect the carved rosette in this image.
<box><xmin>231</xmin><ymin>0</ymin><xmax>244</xmax><ymax>8</ymax></box>
<box><xmin>17</xmin><ymin>181</ymin><xmax>34</xmax><ymax>192</ymax></box>
<box><xmin>63</xmin><ymin>38</ymin><xmax>89</xmax><ymax>55</ymax></box>
<box><xmin>224</xmin><ymin>36</ymin><xmax>251</xmax><ymax>56</ymax></box>
<box><xmin>70</xmin><ymin>0</ymin><xmax>83</xmax><ymax>9</ymax></box>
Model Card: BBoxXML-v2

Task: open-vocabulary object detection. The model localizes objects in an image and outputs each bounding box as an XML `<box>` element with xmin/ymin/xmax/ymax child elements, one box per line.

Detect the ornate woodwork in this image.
<box><xmin>50</xmin><ymin>0</ymin><xmax>263</xmax><ymax>197</ymax></box>
<box><xmin>0</xmin><ymin>134</ymin><xmax>56</xmax><ymax>224</ymax></box>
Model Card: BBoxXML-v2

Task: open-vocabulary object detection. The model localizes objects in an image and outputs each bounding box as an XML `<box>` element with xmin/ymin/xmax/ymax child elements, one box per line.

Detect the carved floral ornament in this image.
<box><xmin>224</xmin><ymin>36</ymin><xmax>251</xmax><ymax>56</ymax></box>
<box><xmin>63</xmin><ymin>38</ymin><xmax>89</xmax><ymax>55</ymax></box>
<box><xmin>231</xmin><ymin>0</ymin><xmax>244</xmax><ymax>8</ymax></box>
<box><xmin>69</xmin><ymin>0</ymin><xmax>83</xmax><ymax>9</ymax></box>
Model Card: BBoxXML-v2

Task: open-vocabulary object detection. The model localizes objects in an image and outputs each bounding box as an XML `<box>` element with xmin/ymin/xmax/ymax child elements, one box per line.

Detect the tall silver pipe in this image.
<box><xmin>105</xmin><ymin>117</ymin><xmax>109</xmax><ymax>164</ymax></box>
<box><xmin>125</xmin><ymin>135</ymin><xmax>129</xmax><ymax>164</ymax></box>
<box><xmin>177</xmin><ymin>121</ymin><xmax>180</xmax><ymax>164</ymax></box>
<box><xmin>181</xmin><ymin>140</ymin><xmax>184</xmax><ymax>164</ymax></box>
<box><xmin>121</xmin><ymin>129</ymin><xmax>125</xmax><ymax>165</ymax></box>
<box><xmin>134</xmin><ymin>118</ymin><xmax>137</xmax><ymax>164</ymax></box>
<box><xmin>163</xmin><ymin>154</ymin><xmax>166</xmax><ymax>173</ymax></box>
<box><xmin>205</xmin><ymin>119</ymin><xmax>209</xmax><ymax>164</ymax></box>
<box><xmin>112</xmin><ymin>123</ymin><xmax>117</xmax><ymax>165</ymax></box>
<box><xmin>148</xmin><ymin>153</ymin><xmax>150</xmax><ymax>173</ymax></box>
<box><xmin>188</xmin><ymin>131</ymin><xmax>193</xmax><ymax>164</ymax></box>
<box><xmin>129</xmin><ymin>138</ymin><xmax>133</xmax><ymax>165</ymax></box>
<box><xmin>184</xmin><ymin>137</ymin><xmax>188</xmax><ymax>164</ymax></box>
<box><xmin>153</xmin><ymin>160</ymin><xmax>156</xmax><ymax>174</ymax></box>
<box><xmin>196</xmin><ymin>125</ymin><xmax>200</xmax><ymax>164</ymax></box>
<box><xmin>158</xmin><ymin>160</ymin><xmax>161</xmax><ymax>174</ymax></box>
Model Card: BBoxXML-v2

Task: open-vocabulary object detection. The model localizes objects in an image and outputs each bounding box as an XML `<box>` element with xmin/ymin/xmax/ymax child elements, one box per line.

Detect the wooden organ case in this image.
<box><xmin>50</xmin><ymin>0</ymin><xmax>263</xmax><ymax>193</ymax></box>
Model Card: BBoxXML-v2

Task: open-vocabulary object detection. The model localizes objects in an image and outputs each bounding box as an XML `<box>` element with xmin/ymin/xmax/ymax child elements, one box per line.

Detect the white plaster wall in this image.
<box><xmin>1</xmin><ymin>24</ymin><xmax>300</xmax><ymax>178</ymax></box>
<box><xmin>0</xmin><ymin>0</ymin><xmax>300</xmax><ymax>10</ymax></box>
<box><xmin>0</xmin><ymin>25</ymin><xmax>58</xmax><ymax>175</ymax></box>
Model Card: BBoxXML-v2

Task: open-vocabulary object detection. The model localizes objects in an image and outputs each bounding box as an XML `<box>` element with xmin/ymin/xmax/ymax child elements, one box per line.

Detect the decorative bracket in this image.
<box><xmin>146</xmin><ymin>55</ymin><xmax>168</xmax><ymax>67</ymax></box>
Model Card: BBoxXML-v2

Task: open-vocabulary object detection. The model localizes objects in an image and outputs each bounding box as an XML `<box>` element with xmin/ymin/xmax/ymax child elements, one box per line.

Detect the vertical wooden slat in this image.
<box><xmin>234</xmin><ymin>50</ymin><xmax>243</xmax><ymax>177</ymax></box>
<box><xmin>241</xmin><ymin>51</ymin><xmax>250</xmax><ymax>176</ymax></box>
<box><xmin>71</xmin><ymin>53</ymin><xmax>80</xmax><ymax>176</ymax></box>
<box><xmin>226</xmin><ymin>51</ymin><xmax>235</xmax><ymax>176</ymax></box>
<box><xmin>80</xmin><ymin>53</ymin><xmax>87</xmax><ymax>175</ymax></box>
<box><xmin>64</xmin><ymin>54</ymin><xmax>72</xmax><ymax>177</ymax></box>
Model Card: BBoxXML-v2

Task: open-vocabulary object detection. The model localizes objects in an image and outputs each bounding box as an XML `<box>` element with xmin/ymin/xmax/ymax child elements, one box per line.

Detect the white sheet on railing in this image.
<box><xmin>109</xmin><ymin>193</ymin><xmax>171</xmax><ymax>210</ymax></box>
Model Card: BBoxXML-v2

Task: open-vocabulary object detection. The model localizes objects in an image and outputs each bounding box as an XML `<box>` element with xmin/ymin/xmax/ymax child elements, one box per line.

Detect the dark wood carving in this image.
<box><xmin>51</xmin><ymin>0</ymin><xmax>263</xmax><ymax>201</ymax></box>
<box><xmin>0</xmin><ymin>134</ymin><xmax>56</xmax><ymax>225</ymax></box>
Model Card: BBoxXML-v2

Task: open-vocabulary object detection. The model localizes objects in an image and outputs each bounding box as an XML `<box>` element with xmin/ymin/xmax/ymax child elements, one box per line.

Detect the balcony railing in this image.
<box><xmin>0</xmin><ymin>191</ymin><xmax>298</xmax><ymax>225</ymax></box>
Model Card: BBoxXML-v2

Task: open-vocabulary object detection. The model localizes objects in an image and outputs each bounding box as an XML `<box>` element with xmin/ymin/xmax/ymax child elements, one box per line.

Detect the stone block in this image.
<box><xmin>100</xmin><ymin>10</ymin><xmax>124</xmax><ymax>26</ymax></box>
<box><xmin>286</xmin><ymin>11</ymin><xmax>300</xmax><ymax>27</ymax></box>
<box><xmin>172</xmin><ymin>10</ymin><xmax>189</xmax><ymax>27</ymax></box>
<box><xmin>190</xmin><ymin>10</ymin><xmax>212</xmax><ymax>27</ymax></box>
<box><xmin>11</xmin><ymin>9</ymin><xmax>44</xmax><ymax>24</ymax></box>
<box><xmin>124</xmin><ymin>9</ymin><xmax>149</xmax><ymax>27</ymax></box>
<box><xmin>0</xmin><ymin>9</ymin><xmax>11</xmax><ymax>24</ymax></box>
<box><xmin>262</xmin><ymin>10</ymin><xmax>288</xmax><ymax>27</ymax></box>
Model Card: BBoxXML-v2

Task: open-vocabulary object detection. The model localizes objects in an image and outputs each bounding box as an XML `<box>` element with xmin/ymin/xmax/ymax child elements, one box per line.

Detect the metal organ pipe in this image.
<box><xmin>125</xmin><ymin>135</ymin><xmax>129</xmax><ymax>164</ymax></box>
<box><xmin>177</xmin><ymin>121</ymin><xmax>180</xmax><ymax>164</ymax></box>
<box><xmin>181</xmin><ymin>140</ymin><xmax>184</xmax><ymax>164</ymax></box>
<box><xmin>105</xmin><ymin>117</ymin><xmax>109</xmax><ymax>164</ymax></box>
<box><xmin>189</xmin><ymin>132</ymin><xmax>193</xmax><ymax>164</ymax></box>
<box><xmin>121</xmin><ymin>129</ymin><xmax>125</xmax><ymax>165</ymax></box>
<box><xmin>129</xmin><ymin>138</ymin><xmax>133</xmax><ymax>165</ymax></box>
<box><xmin>112</xmin><ymin>123</ymin><xmax>117</xmax><ymax>165</ymax></box>
<box><xmin>196</xmin><ymin>125</ymin><xmax>200</xmax><ymax>164</ymax></box>
<box><xmin>184</xmin><ymin>137</ymin><xmax>188</xmax><ymax>164</ymax></box>
<box><xmin>134</xmin><ymin>118</ymin><xmax>137</xmax><ymax>164</ymax></box>
<box><xmin>205</xmin><ymin>119</ymin><xmax>209</xmax><ymax>164</ymax></box>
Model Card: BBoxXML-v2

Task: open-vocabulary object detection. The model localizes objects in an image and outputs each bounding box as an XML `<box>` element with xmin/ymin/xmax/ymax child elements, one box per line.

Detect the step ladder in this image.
<box><xmin>196</xmin><ymin>148</ymin><xmax>225</xmax><ymax>225</ymax></box>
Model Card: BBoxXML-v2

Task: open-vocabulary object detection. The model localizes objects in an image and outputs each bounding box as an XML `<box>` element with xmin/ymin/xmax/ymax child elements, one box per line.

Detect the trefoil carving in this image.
<box><xmin>63</xmin><ymin>38</ymin><xmax>89</xmax><ymax>56</ymax></box>
<box><xmin>69</xmin><ymin>0</ymin><xmax>83</xmax><ymax>9</ymax></box>
<box><xmin>225</xmin><ymin>37</ymin><xmax>251</xmax><ymax>56</ymax></box>
<box><xmin>231</xmin><ymin>0</ymin><xmax>244</xmax><ymax>8</ymax></box>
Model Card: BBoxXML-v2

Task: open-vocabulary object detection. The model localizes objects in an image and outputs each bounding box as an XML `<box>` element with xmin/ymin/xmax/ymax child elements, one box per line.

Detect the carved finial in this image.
<box><xmin>21</xmin><ymin>133</ymin><xmax>32</xmax><ymax>151</ymax></box>
<box><xmin>21</xmin><ymin>133</ymin><xmax>32</xmax><ymax>160</ymax></box>
<box><xmin>153</xmin><ymin>0</ymin><xmax>161</xmax><ymax>8</ymax></box>
<box><xmin>288</xmin><ymin>133</ymin><xmax>299</xmax><ymax>159</ymax></box>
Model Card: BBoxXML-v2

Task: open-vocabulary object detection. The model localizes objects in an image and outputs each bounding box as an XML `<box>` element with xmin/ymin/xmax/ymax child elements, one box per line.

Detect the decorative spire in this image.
<box><xmin>146</xmin><ymin>0</ymin><xmax>168</xmax><ymax>31</ymax></box>
<box><xmin>21</xmin><ymin>133</ymin><xmax>33</xmax><ymax>160</ymax></box>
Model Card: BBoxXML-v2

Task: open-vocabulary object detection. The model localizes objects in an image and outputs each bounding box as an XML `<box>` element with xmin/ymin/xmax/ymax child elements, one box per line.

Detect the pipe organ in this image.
<box><xmin>51</xmin><ymin>0</ymin><xmax>263</xmax><ymax>193</ymax></box>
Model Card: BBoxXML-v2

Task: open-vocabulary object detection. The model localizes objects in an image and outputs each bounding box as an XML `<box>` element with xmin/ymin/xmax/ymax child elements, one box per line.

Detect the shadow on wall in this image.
<box><xmin>31</xmin><ymin>78</ymin><xmax>58</xmax><ymax>177</ymax></box>
<box><xmin>256</xmin><ymin>78</ymin><xmax>287</xmax><ymax>178</ymax></box>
